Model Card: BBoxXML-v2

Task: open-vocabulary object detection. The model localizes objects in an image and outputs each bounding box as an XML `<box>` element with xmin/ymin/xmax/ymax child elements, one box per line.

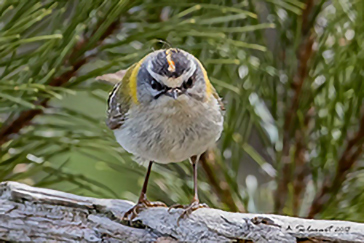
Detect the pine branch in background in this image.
<box><xmin>267</xmin><ymin>0</ymin><xmax>364</xmax><ymax>218</ymax></box>
<box><xmin>305</xmin><ymin>0</ymin><xmax>364</xmax><ymax>219</ymax></box>
<box><xmin>292</xmin><ymin>107</ymin><xmax>314</xmax><ymax>216</ymax></box>
<box><xmin>274</xmin><ymin>0</ymin><xmax>316</xmax><ymax>214</ymax></box>
<box><xmin>0</xmin><ymin>0</ymin><xmax>137</xmax><ymax>197</ymax></box>
<box><xmin>200</xmin><ymin>151</ymin><xmax>244</xmax><ymax>212</ymax></box>
<box><xmin>308</xmin><ymin>113</ymin><xmax>364</xmax><ymax>218</ymax></box>
<box><xmin>0</xmin><ymin>5</ymin><xmax>125</xmax><ymax>146</ymax></box>
<box><xmin>276</xmin><ymin>33</ymin><xmax>315</xmax><ymax>214</ymax></box>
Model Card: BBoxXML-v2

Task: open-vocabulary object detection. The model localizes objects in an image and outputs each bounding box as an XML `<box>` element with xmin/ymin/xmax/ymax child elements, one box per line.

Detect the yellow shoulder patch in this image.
<box><xmin>195</xmin><ymin>58</ymin><xmax>212</xmax><ymax>99</ymax></box>
<box><xmin>129</xmin><ymin>54</ymin><xmax>149</xmax><ymax>104</ymax></box>
<box><xmin>129</xmin><ymin>62</ymin><xmax>141</xmax><ymax>104</ymax></box>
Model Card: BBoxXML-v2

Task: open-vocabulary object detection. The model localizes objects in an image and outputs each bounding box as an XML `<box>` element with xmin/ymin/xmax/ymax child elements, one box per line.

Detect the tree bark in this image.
<box><xmin>0</xmin><ymin>182</ymin><xmax>363</xmax><ymax>243</ymax></box>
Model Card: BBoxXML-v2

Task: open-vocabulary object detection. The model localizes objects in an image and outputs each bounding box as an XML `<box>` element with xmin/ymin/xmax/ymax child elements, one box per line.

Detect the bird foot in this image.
<box><xmin>123</xmin><ymin>198</ymin><xmax>167</xmax><ymax>221</ymax></box>
<box><xmin>168</xmin><ymin>200</ymin><xmax>209</xmax><ymax>225</ymax></box>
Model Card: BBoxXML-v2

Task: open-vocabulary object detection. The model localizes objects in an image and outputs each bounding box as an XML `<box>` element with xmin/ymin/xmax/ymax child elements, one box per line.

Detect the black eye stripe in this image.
<box><xmin>154</xmin><ymin>92</ymin><xmax>164</xmax><ymax>99</ymax></box>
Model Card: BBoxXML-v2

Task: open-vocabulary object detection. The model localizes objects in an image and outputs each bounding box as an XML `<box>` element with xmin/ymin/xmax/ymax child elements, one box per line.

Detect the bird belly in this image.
<box><xmin>113</xmin><ymin>99</ymin><xmax>223</xmax><ymax>164</ymax></box>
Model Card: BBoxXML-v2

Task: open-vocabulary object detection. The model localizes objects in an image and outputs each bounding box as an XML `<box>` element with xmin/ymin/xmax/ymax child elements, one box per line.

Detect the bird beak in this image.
<box><xmin>165</xmin><ymin>88</ymin><xmax>181</xmax><ymax>99</ymax></box>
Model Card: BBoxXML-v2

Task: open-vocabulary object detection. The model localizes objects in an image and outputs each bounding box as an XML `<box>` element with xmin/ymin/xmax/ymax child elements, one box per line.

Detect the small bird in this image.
<box><xmin>101</xmin><ymin>48</ymin><xmax>224</xmax><ymax>221</ymax></box>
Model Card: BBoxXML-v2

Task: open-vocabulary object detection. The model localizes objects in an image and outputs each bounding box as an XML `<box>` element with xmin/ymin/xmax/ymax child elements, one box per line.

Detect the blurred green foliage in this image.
<box><xmin>1</xmin><ymin>0</ymin><xmax>364</xmax><ymax>222</ymax></box>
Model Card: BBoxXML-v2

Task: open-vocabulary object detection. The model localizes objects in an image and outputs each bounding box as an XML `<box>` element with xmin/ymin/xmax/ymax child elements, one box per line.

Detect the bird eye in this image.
<box><xmin>183</xmin><ymin>77</ymin><xmax>194</xmax><ymax>89</ymax></box>
<box><xmin>150</xmin><ymin>79</ymin><xmax>164</xmax><ymax>91</ymax></box>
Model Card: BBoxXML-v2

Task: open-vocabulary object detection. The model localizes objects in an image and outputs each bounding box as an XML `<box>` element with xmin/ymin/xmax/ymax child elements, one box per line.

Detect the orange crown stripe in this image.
<box><xmin>166</xmin><ymin>49</ymin><xmax>176</xmax><ymax>72</ymax></box>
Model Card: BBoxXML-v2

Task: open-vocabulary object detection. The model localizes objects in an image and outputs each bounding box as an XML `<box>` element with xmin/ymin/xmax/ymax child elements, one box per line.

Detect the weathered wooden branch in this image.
<box><xmin>0</xmin><ymin>182</ymin><xmax>363</xmax><ymax>242</ymax></box>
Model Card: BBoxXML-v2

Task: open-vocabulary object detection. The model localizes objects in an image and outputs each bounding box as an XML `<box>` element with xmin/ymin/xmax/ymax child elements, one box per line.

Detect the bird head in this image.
<box><xmin>130</xmin><ymin>48</ymin><xmax>213</xmax><ymax>106</ymax></box>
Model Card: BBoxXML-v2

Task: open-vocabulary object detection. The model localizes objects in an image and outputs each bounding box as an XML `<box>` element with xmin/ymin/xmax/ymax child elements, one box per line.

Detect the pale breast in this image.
<box><xmin>113</xmin><ymin>97</ymin><xmax>223</xmax><ymax>164</ymax></box>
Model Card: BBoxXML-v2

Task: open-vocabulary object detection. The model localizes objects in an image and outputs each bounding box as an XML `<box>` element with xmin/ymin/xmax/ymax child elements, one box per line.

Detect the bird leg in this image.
<box><xmin>123</xmin><ymin>161</ymin><xmax>166</xmax><ymax>221</ymax></box>
<box><xmin>168</xmin><ymin>155</ymin><xmax>209</xmax><ymax>224</ymax></box>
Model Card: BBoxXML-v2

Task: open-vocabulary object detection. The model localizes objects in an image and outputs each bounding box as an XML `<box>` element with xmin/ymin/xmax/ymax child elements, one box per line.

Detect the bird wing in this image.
<box><xmin>106</xmin><ymin>64</ymin><xmax>137</xmax><ymax>130</ymax></box>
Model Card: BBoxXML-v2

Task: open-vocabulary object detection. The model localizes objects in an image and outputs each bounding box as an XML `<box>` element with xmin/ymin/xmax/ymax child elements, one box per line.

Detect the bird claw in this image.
<box><xmin>168</xmin><ymin>200</ymin><xmax>209</xmax><ymax>226</ymax></box>
<box><xmin>123</xmin><ymin>199</ymin><xmax>167</xmax><ymax>221</ymax></box>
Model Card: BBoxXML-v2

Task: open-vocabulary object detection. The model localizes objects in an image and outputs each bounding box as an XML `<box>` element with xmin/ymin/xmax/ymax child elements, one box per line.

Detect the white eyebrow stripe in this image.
<box><xmin>147</xmin><ymin>61</ymin><xmax>165</xmax><ymax>81</ymax></box>
<box><xmin>146</xmin><ymin>55</ymin><xmax>197</xmax><ymax>88</ymax></box>
<box><xmin>183</xmin><ymin>58</ymin><xmax>196</xmax><ymax>80</ymax></box>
